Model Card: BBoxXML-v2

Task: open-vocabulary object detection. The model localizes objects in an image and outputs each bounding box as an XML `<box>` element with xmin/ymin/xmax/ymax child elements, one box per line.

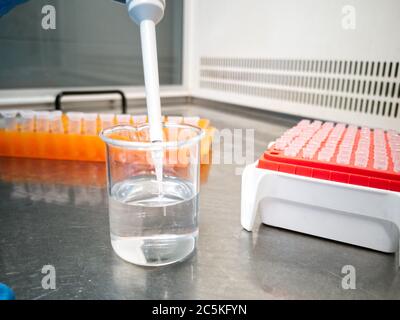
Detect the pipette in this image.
<box><xmin>125</xmin><ymin>0</ymin><xmax>165</xmax><ymax>144</ymax></box>
<box><xmin>125</xmin><ymin>0</ymin><xmax>166</xmax><ymax>193</ymax></box>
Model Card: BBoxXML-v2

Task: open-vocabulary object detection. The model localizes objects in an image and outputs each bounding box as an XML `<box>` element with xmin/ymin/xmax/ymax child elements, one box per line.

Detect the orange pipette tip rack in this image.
<box><xmin>0</xmin><ymin>114</ymin><xmax>215</xmax><ymax>165</ymax></box>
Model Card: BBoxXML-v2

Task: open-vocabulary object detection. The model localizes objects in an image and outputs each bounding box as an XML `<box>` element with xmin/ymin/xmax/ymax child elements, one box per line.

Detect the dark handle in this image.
<box><xmin>55</xmin><ymin>90</ymin><xmax>127</xmax><ymax>114</ymax></box>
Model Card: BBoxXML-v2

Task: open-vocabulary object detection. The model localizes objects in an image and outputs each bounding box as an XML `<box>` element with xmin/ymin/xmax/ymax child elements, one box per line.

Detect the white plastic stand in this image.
<box><xmin>241</xmin><ymin>161</ymin><xmax>400</xmax><ymax>266</ymax></box>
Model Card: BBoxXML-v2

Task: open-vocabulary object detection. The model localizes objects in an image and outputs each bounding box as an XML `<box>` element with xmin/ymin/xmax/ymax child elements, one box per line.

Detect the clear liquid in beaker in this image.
<box><xmin>109</xmin><ymin>175</ymin><xmax>198</xmax><ymax>266</ymax></box>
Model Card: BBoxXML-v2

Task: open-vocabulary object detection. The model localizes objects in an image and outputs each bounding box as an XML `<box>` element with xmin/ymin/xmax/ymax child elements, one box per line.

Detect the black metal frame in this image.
<box><xmin>54</xmin><ymin>90</ymin><xmax>127</xmax><ymax>114</ymax></box>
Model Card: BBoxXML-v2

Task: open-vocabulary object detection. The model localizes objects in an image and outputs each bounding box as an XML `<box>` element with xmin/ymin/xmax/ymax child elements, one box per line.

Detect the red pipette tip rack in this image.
<box><xmin>258</xmin><ymin>120</ymin><xmax>400</xmax><ymax>192</ymax></box>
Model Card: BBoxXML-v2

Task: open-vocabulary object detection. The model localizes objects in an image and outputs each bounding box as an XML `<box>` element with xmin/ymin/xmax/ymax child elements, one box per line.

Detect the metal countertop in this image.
<box><xmin>1</xmin><ymin>103</ymin><xmax>399</xmax><ymax>299</ymax></box>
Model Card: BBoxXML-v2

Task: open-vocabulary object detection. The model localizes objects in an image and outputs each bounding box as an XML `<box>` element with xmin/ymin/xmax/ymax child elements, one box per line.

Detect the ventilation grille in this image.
<box><xmin>199</xmin><ymin>57</ymin><xmax>400</xmax><ymax>119</ymax></box>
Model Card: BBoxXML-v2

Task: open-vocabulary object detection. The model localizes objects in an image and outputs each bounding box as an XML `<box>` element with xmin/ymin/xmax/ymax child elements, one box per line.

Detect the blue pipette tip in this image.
<box><xmin>0</xmin><ymin>283</ymin><xmax>15</xmax><ymax>300</ymax></box>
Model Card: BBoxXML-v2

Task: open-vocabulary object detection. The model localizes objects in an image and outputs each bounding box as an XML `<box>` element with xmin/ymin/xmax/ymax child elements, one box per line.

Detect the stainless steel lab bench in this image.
<box><xmin>1</xmin><ymin>103</ymin><xmax>399</xmax><ymax>300</ymax></box>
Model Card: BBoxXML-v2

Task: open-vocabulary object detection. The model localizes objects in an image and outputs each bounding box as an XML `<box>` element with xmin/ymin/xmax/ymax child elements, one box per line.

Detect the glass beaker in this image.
<box><xmin>100</xmin><ymin>123</ymin><xmax>204</xmax><ymax>266</ymax></box>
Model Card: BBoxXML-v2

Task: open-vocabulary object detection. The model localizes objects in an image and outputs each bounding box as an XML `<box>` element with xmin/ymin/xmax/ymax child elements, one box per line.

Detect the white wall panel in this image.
<box><xmin>190</xmin><ymin>0</ymin><xmax>400</xmax><ymax>129</ymax></box>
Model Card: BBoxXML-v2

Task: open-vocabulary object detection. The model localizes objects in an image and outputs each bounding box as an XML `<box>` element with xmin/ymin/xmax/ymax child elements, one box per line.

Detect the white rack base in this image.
<box><xmin>241</xmin><ymin>161</ymin><xmax>400</xmax><ymax>266</ymax></box>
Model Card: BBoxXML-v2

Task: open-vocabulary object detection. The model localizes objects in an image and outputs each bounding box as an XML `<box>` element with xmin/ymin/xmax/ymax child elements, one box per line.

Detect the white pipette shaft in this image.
<box><xmin>140</xmin><ymin>19</ymin><xmax>163</xmax><ymax>143</ymax></box>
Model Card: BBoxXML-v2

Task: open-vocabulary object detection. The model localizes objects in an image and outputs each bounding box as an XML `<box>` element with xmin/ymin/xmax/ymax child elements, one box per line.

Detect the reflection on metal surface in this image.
<box><xmin>111</xmin><ymin>254</ymin><xmax>197</xmax><ymax>299</ymax></box>
<box><xmin>0</xmin><ymin>156</ymin><xmax>211</xmax><ymax>207</ymax></box>
<box><xmin>0</xmin><ymin>157</ymin><xmax>107</xmax><ymax>206</ymax></box>
<box><xmin>0</xmin><ymin>157</ymin><xmax>212</xmax><ymax>187</ymax></box>
<box><xmin>9</xmin><ymin>182</ymin><xmax>106</xmax><ymax>207</ymax></box>
<box><xmin>250</xmin><ymin>225</ymin><xmax>399</xmax><ymax>299</ymax></box>
<box><xmin>0</xmin><ymin>158</ymin><xmax>106</xmax><ymax>187</ymax></box>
